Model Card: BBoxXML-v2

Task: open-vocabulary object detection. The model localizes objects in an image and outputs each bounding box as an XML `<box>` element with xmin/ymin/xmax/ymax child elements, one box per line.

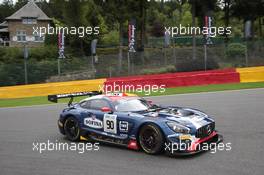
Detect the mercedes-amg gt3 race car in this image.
<box><xmin>48</xmin><ymin>91</ymin><xmax>223</xmax><ymax>155</ymax></box>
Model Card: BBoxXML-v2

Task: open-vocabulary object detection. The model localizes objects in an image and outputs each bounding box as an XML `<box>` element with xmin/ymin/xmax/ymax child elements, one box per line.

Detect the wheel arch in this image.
<box><xmin>62</xmin><ymin>114</ymin><xmax>81</xmax><ymax>141</ymax></box>
<box><xmin>62</xmin><ymin>114</ymin><xmax>77</xmax><ymax>123</ymax></box>
<box><xmin>61</xmin><ymin>114</ymin><xmax>79</xmax><ymax>132</ymax></box>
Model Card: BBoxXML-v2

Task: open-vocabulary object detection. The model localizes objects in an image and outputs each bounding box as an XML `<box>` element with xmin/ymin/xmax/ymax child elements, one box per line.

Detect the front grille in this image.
<box><xmin>195</xmin><ymin>122</ymin><xmax>215</xmax><ymax>138</ymax></box>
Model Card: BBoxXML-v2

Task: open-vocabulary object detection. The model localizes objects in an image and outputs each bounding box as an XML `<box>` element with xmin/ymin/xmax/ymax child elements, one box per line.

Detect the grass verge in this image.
<box><xmin>0</xmin><ymin>82</ymin><xmax>264</xmax><ymax>108</ymax></box>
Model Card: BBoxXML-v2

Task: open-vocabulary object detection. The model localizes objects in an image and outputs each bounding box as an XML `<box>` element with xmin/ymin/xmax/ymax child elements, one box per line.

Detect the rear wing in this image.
<box><xmin>48</xmin><ymin>91</ymin><xmax>102</xmax><ymax>106</ymax></box>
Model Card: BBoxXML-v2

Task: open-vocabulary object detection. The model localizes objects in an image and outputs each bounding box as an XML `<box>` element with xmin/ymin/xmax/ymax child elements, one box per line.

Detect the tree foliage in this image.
<box><xmin>0</xmin><ymin>0</ymin><xmax>263</xmax><ymax>51</ymax></box>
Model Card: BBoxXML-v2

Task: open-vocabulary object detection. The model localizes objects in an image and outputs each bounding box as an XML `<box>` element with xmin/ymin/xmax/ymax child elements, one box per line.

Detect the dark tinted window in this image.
<box><xmin>80</xmin><ymin>101</ymin><xmax>91</xmax><ymax>109</ymax></box>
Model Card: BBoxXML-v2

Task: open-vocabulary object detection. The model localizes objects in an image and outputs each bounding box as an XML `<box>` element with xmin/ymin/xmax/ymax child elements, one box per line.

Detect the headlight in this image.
<box><xmin>166</xmin><ymin>121</ymin><xmax>190</xmax><ymax>134</ymax></box>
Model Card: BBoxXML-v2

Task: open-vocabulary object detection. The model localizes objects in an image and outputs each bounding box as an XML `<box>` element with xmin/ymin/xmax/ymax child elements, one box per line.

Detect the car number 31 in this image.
<box><xmin>103</xmin><ymin>114</ymin><xmax>117</xmax><ymax>134</ymax></box>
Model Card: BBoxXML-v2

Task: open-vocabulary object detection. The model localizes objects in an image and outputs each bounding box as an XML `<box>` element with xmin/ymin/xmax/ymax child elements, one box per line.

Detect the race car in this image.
<box><xmin>48</xmin><ymin>91</ymin><xmax>223</xmax><ymax>155</ymax></box>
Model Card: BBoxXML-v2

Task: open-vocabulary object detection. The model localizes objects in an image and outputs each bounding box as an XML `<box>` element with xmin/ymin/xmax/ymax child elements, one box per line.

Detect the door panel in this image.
<box><xmin>83</xmin><ymin>109</ymin><xmax>104</xmax><ymax>131</ymax></box>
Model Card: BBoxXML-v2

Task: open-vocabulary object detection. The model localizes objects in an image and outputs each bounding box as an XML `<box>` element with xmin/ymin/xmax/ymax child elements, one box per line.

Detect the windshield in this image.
<box><xmin>115</xmin><ymin>98</ymin><xmax>150</xmax><ymax>112</ymax></box>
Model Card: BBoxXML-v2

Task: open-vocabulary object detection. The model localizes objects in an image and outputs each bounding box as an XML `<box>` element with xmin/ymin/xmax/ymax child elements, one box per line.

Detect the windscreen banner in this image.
<box><xmin>128</xmin><ymin>19</ymin><xmax>136</xmax><ymax>52</ymax></box>
<box><xmin>58</xmin><ymin>30</ymin><xmax>65</xmax><ymax>59</ymax></box>
<box><xmin>204</xmin><ymin>16</ymin><xmax>213</xmax><ymax>45</ymax></box>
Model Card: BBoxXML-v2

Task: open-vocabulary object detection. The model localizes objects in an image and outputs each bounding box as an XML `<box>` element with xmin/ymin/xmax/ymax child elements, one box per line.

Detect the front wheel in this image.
<box><xmin>139</xmin><ymin>124</ymin><xmax>164</xmax><ymax>154</ymax></box>
<box><xmin>64</xmin><ymin>116</ymin><xmax>80</xmax><ymax>141</ymax></box>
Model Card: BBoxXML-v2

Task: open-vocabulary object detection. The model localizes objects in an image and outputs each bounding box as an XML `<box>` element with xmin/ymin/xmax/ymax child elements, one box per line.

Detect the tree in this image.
<box><xmin>14</xmin><ymin>0</ymin><xmax>27</xmax><ymax>11</ymax></box>
<box><xmin>63</xmin><ymin>0</ymin><xmax>105</xmax><ymax>55</ymax></box>
<box><xmin>189</xmin><ymin>0</ymin><xmax>197</xmax><ymax>60</ymax></box>
<box><xmin>40</xmin><ymin>0</ymin><xmax>64</xmax><ymax>20</ymax></box>
<box><xmin>138</xmin><ymin>0</ymin><xmax>148</xmax><ymax>50</ymax></box>
<box><xmin>0</xmin><ymin>0</ymin><xmax>14</xmax><ymax>22</ymax></box>
<box><xmin>189</xmin><ymin>0</ymin><xmax>218</xmax><ymax>59</ymax></box>
<box><xmin>231</xmin><ymin>0</ymin><xmax>264</xmax><ymax>38</ymax></box>
<box><xmin>100</xmin><ymin>0</ymin><xmax>132</xmax><ymax>74</ymax></box>
<box><xmin>223</xmin><ymin>0</ymin><xmax>232</xmax><ymax>39</ymax></box>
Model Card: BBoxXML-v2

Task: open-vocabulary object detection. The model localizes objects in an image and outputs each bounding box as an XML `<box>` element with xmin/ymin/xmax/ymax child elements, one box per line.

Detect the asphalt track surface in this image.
<box><xmin>0</xmin><ymin>88</ymin><xmax>264</xmax><ymax>175</ymax></box>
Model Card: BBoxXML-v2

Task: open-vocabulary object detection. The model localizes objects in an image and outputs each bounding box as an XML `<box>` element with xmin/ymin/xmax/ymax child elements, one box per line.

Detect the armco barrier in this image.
<box><xmin>236</xmin><ymin>66</ymin><xmax>264</xmax><ymax>83</ymax></box>
<box><xmin>0</xmin><ymin>79</ymin><xmax>106</xmax><ymax>99</ymax></box>
<box><xmin>105</xmin><ymin>69</ymin><xmax>240</xmax><ymax>91</ymax></box>
<box><xmin>1</xmin><ymin>66</ymin><xmax>263</xmax><ymax>99</ymax></box>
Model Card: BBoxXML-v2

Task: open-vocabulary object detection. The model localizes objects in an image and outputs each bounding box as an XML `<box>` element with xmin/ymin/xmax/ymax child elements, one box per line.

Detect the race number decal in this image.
<box><xmin>103</xmin><ymin>114</ymin><xmax>117</xmax><ymax>134</ymax></box>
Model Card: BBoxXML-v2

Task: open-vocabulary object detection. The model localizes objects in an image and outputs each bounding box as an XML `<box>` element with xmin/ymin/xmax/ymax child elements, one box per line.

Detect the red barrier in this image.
<box><xmin>105</xmin><ymin>69</ymin><xmax>240</xmax><ymax>90</ymax></box>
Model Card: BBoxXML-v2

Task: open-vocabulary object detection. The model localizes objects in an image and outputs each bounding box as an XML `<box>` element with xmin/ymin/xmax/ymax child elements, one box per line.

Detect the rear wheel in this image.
<box><xmin>64</xmin><ymin>116</ymin><xmax>80</xmax><ymax>141</ymax></box>
<box><xmin>139</xmin><ymin>124</ymin><xmax>164</xmax><ymax>154</ymax></box>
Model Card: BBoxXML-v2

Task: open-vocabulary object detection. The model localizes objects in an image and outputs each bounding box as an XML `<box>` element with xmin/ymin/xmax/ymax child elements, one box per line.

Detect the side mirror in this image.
<box><xmin>101</xmin><ymin>107</ymin><xmax>112</xmax><ymax>113</ymax></box>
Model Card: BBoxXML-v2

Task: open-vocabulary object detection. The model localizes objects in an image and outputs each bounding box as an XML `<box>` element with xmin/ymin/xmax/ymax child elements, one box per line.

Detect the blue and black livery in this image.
<box><xmin>48</xmin><ymin>91</ymin><xmax>223</xmax><ymax>155</ymax></box>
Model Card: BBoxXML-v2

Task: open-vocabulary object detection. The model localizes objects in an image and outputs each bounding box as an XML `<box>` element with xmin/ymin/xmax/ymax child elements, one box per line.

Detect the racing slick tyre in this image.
<box><xmin>139</xmin><ymin>124</ymin><xmax>164</xmax><ymax>154</ymax></box>
<box><xmin>64</xmin><ymin>116</ymin><xmax>80</xmax><ymax>142</ymax></box>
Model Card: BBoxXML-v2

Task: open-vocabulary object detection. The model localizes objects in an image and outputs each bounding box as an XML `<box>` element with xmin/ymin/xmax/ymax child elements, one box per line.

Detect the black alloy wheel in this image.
<box><xmin>64</xmin><ymin>116</ymin><xmax>80</xmax><ymax>141</ymax></box>
<box><xmin>139</xmin><ymin>124</ymin><xmax>164</xmax><ymax>154</ymax></box>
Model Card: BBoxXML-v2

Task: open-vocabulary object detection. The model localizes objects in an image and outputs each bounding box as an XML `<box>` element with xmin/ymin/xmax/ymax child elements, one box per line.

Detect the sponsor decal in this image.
<box><xmin>84</xmin><ymin>115</ymin><xmax>103</xmax><ymax>129</ymax></box>
<box><xmin>206</xmin><ymin>124</ymin><xmax>212</xmax><ymax>135</ymax></box>
<box><xmin>179</xmin><ymin>134</ymin><xmax>192</xmax><ymax>140</ymax></box>
<box><xmin>119</xmin><ymin>121</ymin><xmax>129</xmax><ymax>132</ymax></box>
<box><xmin>104</xmin><ymin>114</ymin><xmax>117</xmax><ymax>134</ymax></box>
<box><xmin>120</xmin><ymin>133</ymin><xmax>128</xmax><ymax>137</ymax></box>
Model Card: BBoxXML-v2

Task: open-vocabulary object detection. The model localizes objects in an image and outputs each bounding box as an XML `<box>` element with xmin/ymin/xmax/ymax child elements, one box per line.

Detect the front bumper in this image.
<box><xmin>166</xmin><ymin>131</ymin><xmax>223</xmax><ymax>155</ymax></box>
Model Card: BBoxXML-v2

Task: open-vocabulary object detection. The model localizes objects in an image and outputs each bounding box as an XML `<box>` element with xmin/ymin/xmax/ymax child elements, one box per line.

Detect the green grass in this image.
<box><xmin>0</xmin><ymin>82</ymin><xmax>264</xmax><ymax>108</ymax></box>
<box><xmin>135</xmin><ymin>82</ymin><xmax>264</xmax><ymax>96</ymax></box>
